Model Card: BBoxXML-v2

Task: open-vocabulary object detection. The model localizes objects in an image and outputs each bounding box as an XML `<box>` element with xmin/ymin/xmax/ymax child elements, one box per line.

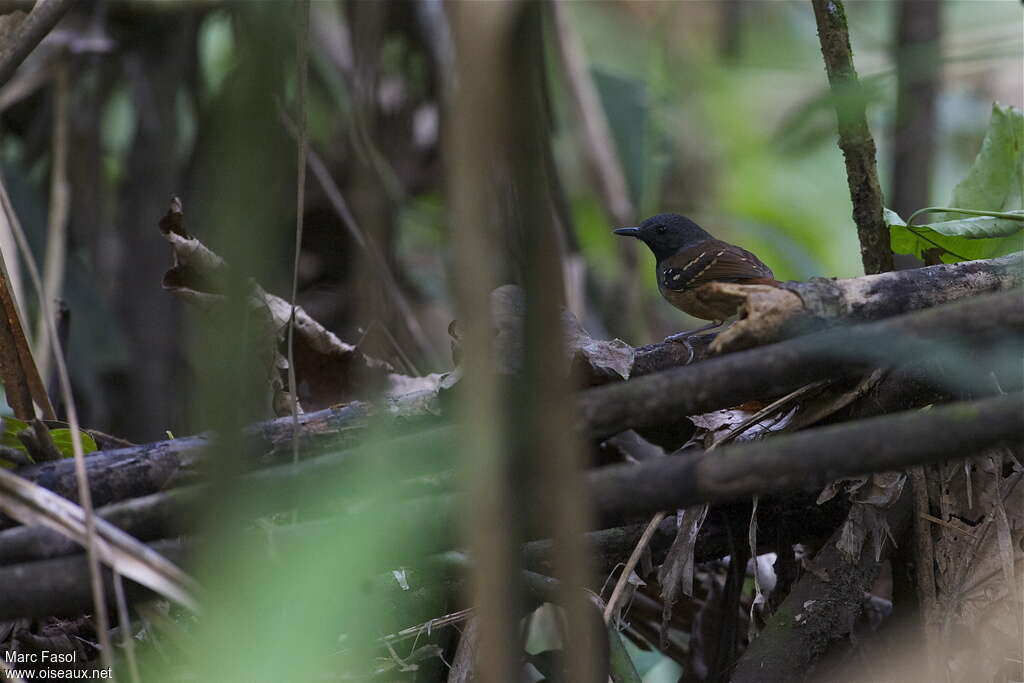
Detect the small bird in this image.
<box><xmin>614</xmin><ymin>213</ymin><xmax>777</xmax><ymax>341</ymax></box>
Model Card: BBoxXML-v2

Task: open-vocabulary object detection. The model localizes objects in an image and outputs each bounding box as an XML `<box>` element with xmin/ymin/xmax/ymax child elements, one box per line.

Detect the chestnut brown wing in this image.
<box><xmin>660</xmin><ymin>242</ymin><xmax>774</xmax><ymax>291</ymax></box>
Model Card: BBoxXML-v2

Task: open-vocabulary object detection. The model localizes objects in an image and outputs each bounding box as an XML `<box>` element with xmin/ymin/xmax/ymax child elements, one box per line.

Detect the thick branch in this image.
<box><xmin>0</xmin><ymin>539</ymin><xmax>187</xmax><ymax>621</ymax></box>
<box><xmin>11</xmin><ymin>289</ymin><xmax>1021</xmax><ymax>521</ymax></box>
<box><xmin>587</xmin><ymin>393</ymin><xmax>1022</xmax><ymax>526</ymax></box>
<box><xmin>701</xmin><ymin>251</ymin><xmax>1023</xmax><ymax>353</ymax></box>
<box><xmin>4</xmin><ymin>402</ymin><xmax>375</xmax><ymax>528</ymax></box>
<box><xmin>0</xmin><ymin>493</ymin><xmax>847</xmax><ymax>620</ymax></box>
<box><xmin>0</xmin><ymin>0</ymin><xmax>75</xmax><ymax>87</ymax></box>
<box><xmin>4</xmin><ymin>387</ymin><xmax>1012</xmax><ymax>619</ymax></box>
<box><xmin>579</xmin><ymin>289</ymin><xmax>1023</xmax><ymax>439</ymax></box>
<box><xmin>812</xmin><ymin>0</ymin><xmax>892</xmax><ymax>274</ymax></box>
<box><xmin>730</xmin><ymin>492</ymin><xmax>914</xmax><ymax>682</ymax></box>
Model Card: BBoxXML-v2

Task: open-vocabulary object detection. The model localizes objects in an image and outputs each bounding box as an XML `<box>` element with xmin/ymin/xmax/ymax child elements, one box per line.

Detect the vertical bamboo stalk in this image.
<box><xmin>515</xmin><ymin>6</ymin><xmax>599</xmax><ymax>680</ymax></box>
<box><xmin>446</xmin><ymin>3</ymin><xmax>523</xmax><ymax>680</ymax></box>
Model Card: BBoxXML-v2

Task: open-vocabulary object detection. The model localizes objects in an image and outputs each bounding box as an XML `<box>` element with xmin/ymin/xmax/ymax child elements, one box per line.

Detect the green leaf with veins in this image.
<box><xmin>887</xmin><ymin>103</ymin><xmax>1024</xmax><ymax>263</ymax></box>
<box><xmin>48</xmin><ymin>429</ymin><xmax>98</xmax><ymax>458</ymax></box>
<box><xmin>950</xmin><ymin>103</ymin><xmax>1024</xmax><ymax>211</ymax></box>
<box><xmin>886</xmin><ymin>208</ymin><xmax>1024</xmax><ymax>263</ymax></box>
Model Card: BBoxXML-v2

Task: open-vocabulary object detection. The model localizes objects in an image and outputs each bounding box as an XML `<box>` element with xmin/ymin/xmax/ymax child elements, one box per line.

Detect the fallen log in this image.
<box><xmin>587</xmin><ymin>393</ymin><xmax>1023</xmax><ymax>525</ymax></box>
<box><xmin>0</xmin><ymin>493</ymin><xmax>847</xmax><ymax>620</ymax></box>
<box><xmin>699</xmin><ymin>251</ymin><xmax>1022</xmax><ymax>354</ymax></box>
<box><xmin>10</xmin><ymin>290</ymin><xmax>1020</xmax><ymax>531</ymax></box>
<box><xmin>729</xmin><ymin>493</ymin><xmax>914</xmax><ymax>683</ymax></box>
<box><xmin>634</xmin><ymin>251</ymin><xmax>1022</xmax><ymax>371</ymax></box>
<box><xmin>579</xmin><ymin>288</ymin><xmax>1022</xmax><ymax>439</ymax></box>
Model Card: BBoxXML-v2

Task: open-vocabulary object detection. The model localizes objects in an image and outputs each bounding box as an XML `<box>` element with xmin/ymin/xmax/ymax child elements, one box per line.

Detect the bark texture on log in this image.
<box><xmin>701</xmin><ymin>251</ymin><xmax>1023</xmax><ymax>353</ymax></box>
<box><xmin>588</xmin><ymin>393</ymin><xmax>1023</xmax><ymax>526</ymax></box>
<box><xmin>0</xmin><ymin>494</ymin><xmax>847</xmax><ymax>620</ymax></box>
<box><xmin>579</xmin><ymin>289</ymin><xmax>1023</xmax><ymax>439</ymax></box>
<box><xmin>812</xmin><ymin>0</ymin><xmax>893</xmax><ymax>275</ymax></box>
<box><xmin>5</xmin><ymin>402</ymin><xmax>375</xmax><ymax>528</ymax></box>
<box><xmin>730</xmin><ymin>494</ymin><xmax>914</xmax><ymax>683</ymax></box>
<box><xmin>0</xmin><ymin>539</ymin><xmax>187</xmax><ymax>620</ymax></box>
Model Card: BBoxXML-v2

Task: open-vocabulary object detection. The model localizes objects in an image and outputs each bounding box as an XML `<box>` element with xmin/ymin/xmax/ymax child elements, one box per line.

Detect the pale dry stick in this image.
<box><xmin>0</xmin><ymin>464</ymin><xmax>199</xmax><ymax>607</ymax></box>
<box><xmin>549</xmin><ymin>0</ymin><xmax>641</xmax><ymax>335</ymax></box>
<box><xmin>446</xmin><ymin>617</ymin><xmax>479</xmax><ymax>683</ymax></box>
<box><xmin>0</xmin><ymin>57</ymin><xmax>54</xmax><ymax>114</ymax></box>
<box><xmin>602</xmin><ymin>511</ymin><xmax>666</xmax><ymax>623</ymax></box>
<box><xmin>377</xmin><ymin>607</ymin><xmax>476</xmax><ymax>648</ymax></box>
<box><xmin>601</xmin><ymin>381</ymin><xmax>825</xmax><ymax>623</ymax></box>
<box><xmin>34</xmin><ymin>59</ymin><xmax>69</xmax><ymax>386</ymax></box>
<box><xmin>909</xmin><ymin>465</ymin><xmax>940</xmax><ymax>668</ymax></box>
<box><xmin>0</xmin><ymin>0</ymin><xmax>76</xmax><ymax>87</ymax></box>
<box><xmin>0</xmin><ymin>173</ymin><xmax>55</xmax><ymax>419</ymax></box>
<box><xmin>112</xmin><ymin>573</ymin><xmax>140</xmax><ymax>683</ymax></box>
<box><xmin>549</xmin><ymin>0</ymin><xmax>632</xmax><ymax>226</ymax></box>
<box><xmin>0</xmin><ymin>173</ymin><xmax>114</xmax><ymax>671</ymax></box>
<box><xmin>278</xmin><ymin>108</ymin><xmax>440</xmax><ymax>368</ymax></box>
<box><xmin>0</xmin><ymin>657</ymin><xmax>26</xmax><ymax>683</ymax></box>
<box><xmin>287</xmin><ymin>0</ymin><xmax>310</xmax><ymax>465</ymax></box>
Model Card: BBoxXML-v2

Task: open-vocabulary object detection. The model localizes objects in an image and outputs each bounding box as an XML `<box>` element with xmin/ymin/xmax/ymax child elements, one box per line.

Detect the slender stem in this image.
<box><xmin>0</xmin><ymin>162</ymin><xmax>112</xmax><ymax>671</ymax></box>
<box><xmin>602</xmin><ymin>511</ymin><xmax>666</xmax><ymax>623</ymax></box>
<box><xmin>0</xmin><ymin>0</ymin><xmax>76</xmax><ymax>87</ymax></box>
<box><xmin>34</xmin><ymin>60</ymin><xmax>69</xmax><ymax>388</ymax></box>
<box><xmin>812</xmin><ymin>0</ymin><xmax>893</xmax><ymax>274</ymax></box>
<box><xmin>288</xmin><ymin>0</ymin><xmax>310</xmax><ymax>464</ymax></box>
<box><xmin>906</xmin><ymin>206</ymin><xmax>1024</xmax><ymax>227</ymax></box>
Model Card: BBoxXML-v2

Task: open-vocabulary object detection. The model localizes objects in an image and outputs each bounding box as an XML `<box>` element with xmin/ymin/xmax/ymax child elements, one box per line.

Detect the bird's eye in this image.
<box><xmin>656</xmin><ymin>225</ymin><xmax>666</xmax><ymax>235</ymax></box>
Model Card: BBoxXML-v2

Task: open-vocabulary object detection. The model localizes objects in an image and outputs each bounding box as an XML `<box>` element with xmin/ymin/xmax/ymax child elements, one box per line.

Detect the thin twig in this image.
<box><xmin>549</xmin><ymin>0</ymin><xmax>642</xmax><ymax>337</ymax></box>
<box><xmin>0</xmin><ymin>169</ymin><xmax>114</xmax><ymax>669</ymax></box>
<box><xmin>549</xmin><ymin>0</ymin><xmax>633</xmax><ymax>226</ymax></box>
<box><xmin>287</xmin><ymin>0</ymin><xmax>310</xmax><ymax>464</ymax></box>
<box><xmin>0</xmin><ymin>0</ymin><xmax>76</xmax><ymax>87</ymax></box>
<box><xmin>601</xmin><ymin>380</ymin><xmax>827</xmax><ymax>624</ymax></box>
<box><xmin>112</xmin><ymin>573</ymin><xmax>141</xmax><ymax>683</ymax></box>
<box><xmin>277</xmin><ymin>106</ymin><xmax>440</xmax><ymax>368</ymax></box>
<box><xmin>709</xmin><ymin>380</ymin><xmax>830</xmax><ymax>448</ymax></box>
<box><xmin>34</xmin><ymin>59</ymin><xmax>69</xmax><ymax>387</ymax></box>
<box><xmin>377</xmin><ymin>607</ymin><xmax>475</xmax><ymax>647</ymax></box>
<box><xmin>0</xmin><ymin>174</ymin><xmax>55</xmax><ymax>419</ymax></box>
<box><xmin>602</xmin><ymin>511</ymin><xmax>665</xmax><ymax>623</ymax></box>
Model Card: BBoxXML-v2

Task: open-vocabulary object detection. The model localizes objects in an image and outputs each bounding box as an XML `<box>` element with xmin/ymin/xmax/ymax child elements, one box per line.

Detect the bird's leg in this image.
<box><xmin>662</xmin><ymin>320</ymin><xmax>724</xmax><ymax>364</ymax></box>
<box><xmin>664</xmin><ymin>320</ymin><xmax>723</xmax><ymax>344</ymax></box>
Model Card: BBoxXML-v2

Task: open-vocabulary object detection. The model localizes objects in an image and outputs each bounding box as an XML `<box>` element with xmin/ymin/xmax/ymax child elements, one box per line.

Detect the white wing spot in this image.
<box><xmin>683</xmin><ymin>252</ymin><xmax>705</xmax><ymax>270</ymax></box>
<box><xmin>693</xmin><ymin>257</ymin><xmax>719</xmax><ymax>280</ymax></box>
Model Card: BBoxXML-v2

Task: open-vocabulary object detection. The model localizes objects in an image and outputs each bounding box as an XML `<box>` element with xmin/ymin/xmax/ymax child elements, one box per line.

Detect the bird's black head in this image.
<box><xmin>613</xmin><ymin>213</ymin><xmax>712</xmax><ymax>262</ymax></box>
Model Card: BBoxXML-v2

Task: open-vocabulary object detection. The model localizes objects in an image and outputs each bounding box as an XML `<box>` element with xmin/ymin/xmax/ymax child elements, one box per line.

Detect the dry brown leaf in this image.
<box><xmin>159</xmin><ymin>198</ymin><xmax>395</xmax><ymax>412</ymax></box>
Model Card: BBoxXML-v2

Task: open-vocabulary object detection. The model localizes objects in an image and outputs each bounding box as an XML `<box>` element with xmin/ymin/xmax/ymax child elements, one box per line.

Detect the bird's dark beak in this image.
<box><xmin>613</xmin><ymin>227</ymin><xmax>640</xmax><ymax>238</ymax></box>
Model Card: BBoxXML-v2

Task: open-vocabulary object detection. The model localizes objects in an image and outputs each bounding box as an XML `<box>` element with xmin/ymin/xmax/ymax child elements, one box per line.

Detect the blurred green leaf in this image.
<box><xmin>594</xmin><ymin>66</ymin><xmax>650</xmax><ymax>208</ymax></box>
<box><xmin>0</xmin><ymin>417</ymin><xmax>98</xmax><ymax>464</ymax></box>
<box><xmin>886</xmin><ymin>208</ymin><xmax>1024</xmax><ymax>263</ymax></box>
<box><xmin>949</xmin><ymin>103</ymin><xmax>1024</xmax><ymax>211</ymax></box>
<box><xmin>48</xmin><ymin>429</ymin><xmax>98</xmax><ymax>458</ymax></box>
<box><xmin>0</xmin><ymin>416</ymin><xmax>30</xmax><ymax>469</ymax></box>
<box><xmin>1</xmin><ymin>416</ymin><xmax>29</xmax><ymax>451</ymax></box>
<box><xmin>199</xmin><ymin>11</ymin><xmax>236</xmax><ymax>100</ymax></box>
